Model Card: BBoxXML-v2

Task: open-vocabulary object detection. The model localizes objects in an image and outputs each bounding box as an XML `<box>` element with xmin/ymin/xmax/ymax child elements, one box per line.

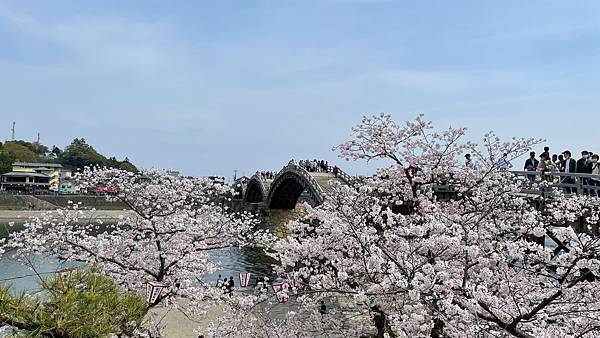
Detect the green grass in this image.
<box><xmin>0</xmin><ymin>205</ymin><xmax>21</xmax><ymax>210</ymax></box>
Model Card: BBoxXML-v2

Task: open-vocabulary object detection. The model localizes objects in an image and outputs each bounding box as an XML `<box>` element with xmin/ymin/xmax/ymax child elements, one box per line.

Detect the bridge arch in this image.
<box><xmin>267</xmin><ymin>164</ymin><xmax>325</xmax><ymax>209</ymax></box>
<box><xmin>244</xmin><ymin>175</ymin><xmax>267</xmax><ymax>203</ymax></box>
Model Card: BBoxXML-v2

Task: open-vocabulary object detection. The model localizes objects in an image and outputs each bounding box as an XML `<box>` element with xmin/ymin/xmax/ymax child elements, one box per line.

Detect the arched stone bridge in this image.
<box><xmin>238</xmin><ymin>164</ymin><xmax>351</xmax><ymax>210</ymax></box>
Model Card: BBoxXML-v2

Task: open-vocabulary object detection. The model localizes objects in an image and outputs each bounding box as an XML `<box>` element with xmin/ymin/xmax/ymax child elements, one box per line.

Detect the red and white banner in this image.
<box><xmin>271</xmin><ymin>282</ymin><xmax>290</xmax><ymax>303</ymax></box>
<box><xmin>285</xmin><ymin>272</ymin><xmax>299</xmax><ymax>288</ymax></box>
<box><xmin>145</xmin><ymin>281</ymin><xmax>168</xmax><ymax>304</ymax></box>
<box><xmin>238</xmin><ymin>272</ymin><xmax>251</xmax><ymax>288</ymax></box>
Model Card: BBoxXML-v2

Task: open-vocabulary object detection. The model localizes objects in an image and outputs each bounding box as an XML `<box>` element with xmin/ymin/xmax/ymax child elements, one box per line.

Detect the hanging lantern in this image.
<box><xmin>271</xmin><ymin>281</ymin><xmax>290</xmax><ymax>303</ymax></box>
<box><xmin>238</xmin><ymin>272</ymin><xmax>251</xmax><ymax>288</ymax></box>
<box><xmin>145</xmin><ymin>281</ymin><xmax>169</xmax><ymax>304</ymax></box>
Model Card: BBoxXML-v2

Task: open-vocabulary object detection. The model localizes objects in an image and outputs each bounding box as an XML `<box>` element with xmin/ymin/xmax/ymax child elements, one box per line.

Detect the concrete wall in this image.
<box><xmin>34</xmin><ymin>195</ymin><xmax>128</xmax><ymax>210</ymax></box>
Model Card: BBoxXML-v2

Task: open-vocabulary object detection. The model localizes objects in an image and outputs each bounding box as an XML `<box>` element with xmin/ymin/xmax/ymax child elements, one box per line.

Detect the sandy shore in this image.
<box><xmin>147</xmin><ymin>301</ymin><xmax>226</xmax><ymax>337</ymax></box>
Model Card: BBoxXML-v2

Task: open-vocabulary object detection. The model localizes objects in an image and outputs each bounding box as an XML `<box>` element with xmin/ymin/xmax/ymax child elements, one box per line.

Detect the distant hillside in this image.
<box><xmin>0</xmin><ymin>138</ymin><xmax>138</xmax><ymax>175</ymax></box>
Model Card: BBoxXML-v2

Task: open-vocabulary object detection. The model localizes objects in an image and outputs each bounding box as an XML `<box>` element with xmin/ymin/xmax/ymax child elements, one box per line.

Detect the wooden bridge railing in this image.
<box><xmin>510</xmin><ymin>171</ymin><xmax>600</xmax><ymax>197</ymax></box>
<box><xmin>326</xmin><ymin>165</ymin><xmax>353</xmax><ymax>185</ymax></box>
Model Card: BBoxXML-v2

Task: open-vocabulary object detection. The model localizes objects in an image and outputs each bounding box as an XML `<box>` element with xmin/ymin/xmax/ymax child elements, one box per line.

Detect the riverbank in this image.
<box><xmin>0</xmin><ymin>209</ymin><xmax>133</xmax><ymax>222</ymax></box>
<box><xmin>0</xmin><ymin>194</ymin><xmax>128</xmax><ymax>211</ymax></box>
<box><xmin>146</xmin><ymin>300</ymin><xmax>225</xmax><ymax>337</ymax></box>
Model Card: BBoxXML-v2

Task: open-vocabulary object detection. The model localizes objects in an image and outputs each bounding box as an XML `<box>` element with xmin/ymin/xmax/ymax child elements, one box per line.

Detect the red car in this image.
<box><xmin>92</xmin><ymin>185</ymin><xmax>118</xmax><ymax>194</ymax></box>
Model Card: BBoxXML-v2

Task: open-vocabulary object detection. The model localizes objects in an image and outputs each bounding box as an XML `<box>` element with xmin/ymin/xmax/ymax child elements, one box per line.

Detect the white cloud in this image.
<box><xmin>0</xmin><ymin>5</ymin><xmax>175</xmax><ymax>73</ymax></box>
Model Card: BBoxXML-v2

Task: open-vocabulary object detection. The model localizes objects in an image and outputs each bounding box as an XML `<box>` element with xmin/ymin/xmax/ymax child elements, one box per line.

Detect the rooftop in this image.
<box><xmin>13</xmin><ymin>162</ymin><xmax>63</xmax><ymax>168</ymax></box>
<box><xmin>2</xmin><ymin>171</ymin><xmax>50</xmax><ymax>178</ymax></box>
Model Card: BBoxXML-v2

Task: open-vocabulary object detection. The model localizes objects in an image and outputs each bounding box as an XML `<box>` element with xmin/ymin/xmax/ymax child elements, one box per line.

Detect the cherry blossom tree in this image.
<box><xmin>0</xmin><ymin>168</ymin><xmax>260</xmax><ymax>331</ymax></box>
<box><xmin>238</xmin><ymin>113</ymin><xmax>600</xmax><ymax>337</ymax></box>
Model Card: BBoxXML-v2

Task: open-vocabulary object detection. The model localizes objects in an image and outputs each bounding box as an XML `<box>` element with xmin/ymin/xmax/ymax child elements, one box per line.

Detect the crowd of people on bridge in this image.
<box><xmin>295</xmin><ymin>159</ymin><xmax>329</xmax><ymax>173</ymax></box>
<box><xmin>522</xmin><ymin>147</ymin><xmax>600</xmax><ymax>175</ymax></box>
<box><xmin>522</xmin><ymin>147</ymin><xmax>600</xmax><ymax>195</ymax></box>
<box><xmin>286</xmin><ymin>159</ymin><xmax>342</xmax><ymax>178</ymax></box>
<box><xmin>256</xmin><ymin>171</ymin><xmax>276</xmax><ymax>180</ymax></box>
<box><xmin>462</xmin><ymin>147</ymin><xmax>600</xmax><ymax>196</ymax></box>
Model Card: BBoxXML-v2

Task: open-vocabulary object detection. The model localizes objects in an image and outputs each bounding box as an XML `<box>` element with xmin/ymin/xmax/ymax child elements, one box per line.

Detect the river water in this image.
<box><xmin>0</xmin><ymin>220</ymin><xmax>279</xmax><ymax>294</ymax></box>
<box><xmin>0</xmin><ymin>217</ymin><xmax>310</xmax><ymax>337</ymax></box>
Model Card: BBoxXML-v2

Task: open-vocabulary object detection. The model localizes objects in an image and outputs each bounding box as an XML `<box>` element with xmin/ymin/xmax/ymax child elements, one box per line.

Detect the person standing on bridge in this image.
<box><xmin>496</xmin><ymin>153</ymin><xmax>512</xmax><ymax>171</ymax></box>
<box><xmin>561</xmin><ymin>151</ymin><xmax>577</xmax><ymax>194</ymax></box>
<box><xmin>333</xmin><ymin>165</ymin><xmax>340</xmax><ymax>177</ymax></box>
<box><xmin>577</xmin><ymin>151</ymin><xmax>593</xmax><ymax>195</ymax></box>
<box><xmin>541</xmin><ymin>146</ymin><xmax>550</xmax><ymax>162</ymax></box>
<box><xmin>524</xmin><ymin>152</ymin><xmax>539</xmax><ymax>182</ymax></box>
<box><xmin>538</xmin><ymin>153</ymin><xmax>557</xmax><ymax>182</ymax></box>
<box><xmin>556</xmin><ymin>154</ymin><xmax>565</xmax><ymax>171</ymax></box>
<box><xmin>577</xmin><ymin>151</ymin><xmax>592</xmax><ymax>174</ymax></box>
<box><xmin>590</xmin><ymin>154</ymin><xmax>600</xmax><ymax>197</ymax></box>
<box><xmin>465</xmin><ymin>154</ymin><xmax>477</xmax><ymax>170</ymax></box>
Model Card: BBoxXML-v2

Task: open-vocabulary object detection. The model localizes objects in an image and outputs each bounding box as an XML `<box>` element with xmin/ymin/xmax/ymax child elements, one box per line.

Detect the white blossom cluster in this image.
<box><xmin>218</xmin><ymin>114</ymin><xmax>600</xmax><ymax>337</ymax></box>
<box><xmin>1</xmin><ymin>168</ymin><xmax>263</xmax><ymax>312</ymax></box>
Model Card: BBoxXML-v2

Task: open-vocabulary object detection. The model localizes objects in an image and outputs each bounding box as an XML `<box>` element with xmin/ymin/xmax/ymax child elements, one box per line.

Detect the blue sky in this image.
<box><xmin>0</xmin><ymin>1</ymin><xmax>599</xmax><ymax>177</ymax></box>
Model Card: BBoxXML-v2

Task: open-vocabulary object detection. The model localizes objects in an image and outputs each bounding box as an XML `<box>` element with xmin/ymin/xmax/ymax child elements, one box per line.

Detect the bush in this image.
<box><xmin>0</xmin><ymin>267</ymin><xmax>147</xmax><ymax>337</ymax></box>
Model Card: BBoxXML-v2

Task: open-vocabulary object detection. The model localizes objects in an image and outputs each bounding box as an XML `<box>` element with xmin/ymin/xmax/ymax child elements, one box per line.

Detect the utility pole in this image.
<box><xmin>36</xmin><ymin>132</ymin><xmax>40</xmax><ymax>143</ymax></box>
<box><xmin>233</xmin><ymin>169</ymin><xmax>238</xmax><ymax>182</ymax></box>
<box><xmin>11</xmin><ymin>122</ymin><xmax>15</xmax><ymax>140</ymax></box>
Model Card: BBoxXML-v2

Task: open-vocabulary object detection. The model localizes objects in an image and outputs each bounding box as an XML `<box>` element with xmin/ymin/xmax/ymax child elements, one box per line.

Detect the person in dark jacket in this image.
<box><xmin>524</xmin><ymin>152</ymin><xmax>539</xmax><ymax>182</ymax></box>
<box><xmin>524</xmin><ymin>152</ymin><xmax>539</xmax><ymax>171</ymax></box>
<box><xmin>561</xmin><ymin>150</ymin><xmax>577</xmax><ymax>194</ymax></box>
<box><xmin>577</xmin><ymin>151</ymin><xmax>593</xmax><ymax>195</ymax></box>
<box><xmin>576</xmin><ymin>151</ymin><xmax>593</xmax><ymax>174</ymax></box>
<box><xmin>227</xmin><ymin>276</ymin><xmax>235</xmax><ymax>296</ymax></box>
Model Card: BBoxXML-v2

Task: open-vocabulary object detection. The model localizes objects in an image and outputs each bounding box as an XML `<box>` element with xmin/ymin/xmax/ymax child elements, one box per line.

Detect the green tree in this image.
<box><xmin>0</xmin><ymin>267</ymin><xmax>148</xmax><ymax>337</ymax></box>
<box><xmin>0</xmin><ymin>141</ymin><xmax>39</xmax><ymax>174</ymax></box>
<box><xmin>29</xmin><ymin>142</ymin><xmax>49</xmax><ymax>157</ymax></box>
<box><xmin>1</xmin><ymin>141</ymin><xmax>37</xmax><ymax>163</ymax></box>
<box><xmin>118</xmin><ymin>157</ymin><xmax>138</xmax><ymax>173</ymax></box>
<box><xmin>58</xmin><ymin>138</ymin><xmax>109</xmax><ymax>169</ymax></box>
<box><xmin>10</xmin><ymin>140</ymin><xmax>48</xmax><ymax>158</ymax></box>
<box><xmin>0</xmin><ymin>151</ymin><xmax>13</xmax><ymax>174</ymax></box>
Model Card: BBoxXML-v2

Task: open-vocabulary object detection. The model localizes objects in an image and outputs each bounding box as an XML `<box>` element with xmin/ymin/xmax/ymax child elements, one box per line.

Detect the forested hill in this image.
<box><xmin>0</xmin><ymin>138</ymin><xmax>138</xmax><ymax>175</ymax></box>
